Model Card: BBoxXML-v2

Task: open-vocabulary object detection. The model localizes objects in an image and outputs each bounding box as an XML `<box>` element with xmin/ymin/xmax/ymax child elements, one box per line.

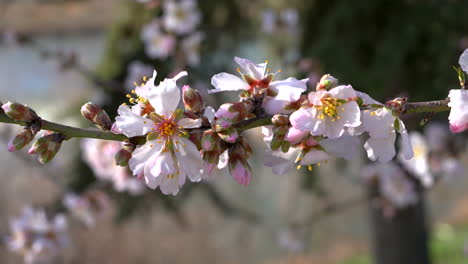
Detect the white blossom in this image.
<box><xmin>115</xmin><ymin>70</ymin><xmax>203</xmax><ymax>195</ymax></box>
<box><xmin>290</xmin><ymin>85</ymin><xmax>361</xmax><ymax>139</ymax></box>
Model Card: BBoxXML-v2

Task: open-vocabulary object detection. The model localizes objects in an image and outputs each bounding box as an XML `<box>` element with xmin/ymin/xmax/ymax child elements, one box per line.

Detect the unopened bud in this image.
<box><xmin>182</xmin><ymin>85</ymin><xmax>205</xmax><ymax>114</ymax></box>
<box><xmin>228</xmin><ymin>155</ymin><xmax>252</xmax><ymax>186</ymax></box>
<box><xmin>201</xmin><ymin>129</ymin><xmax>220</xmax><ymax>152</ymax></box>
<box><xmin>270</xmin><ymin>133</ymin><xmax>283</xmax><ymax>151</ymax></box>
<box><xmin>2</xmin><ymin>101</ymin><xmax>36</xmax><ymax>121</ymax></box>
<box><xmin>281</xmin><ymin>141</ymin><xmax>291</xmax><ymax>153</ymax></box>
<box><xmin>29</xmin><ymin>133</ymin><xmax>65</xmax><ymax>164</ymax></box>
<box><xmin>7</xmin><ymin>128</ymin><xmax>34</xmax><ymax>152</ymax></box>
<box><xmin>203</xmin><ymin>151</ymin><xmax>220</xmax><ymax>166</ymax></box>
<box><xmin>385</xmin><ymin>97</ymin><xmax>407</xmax><ymax>116</ymax></box>
<box><xmin>81</xmin><ymin>102</ymin><xmax>112</xmax><ymax>130</ymax></box>
<box><xmin>217</xmin><ymin>127</ymin><xmax>239</xmax><ymax>143</ymax></box>
<box><xmin>271</xmin><ymin>114</ymin><xmax>289</xmax><ymax>126</ymax></box>
<box><xmin>115</xmin><ymin>143</ymin><xmax>135</xmax><ymax>166</ymax></box>
<box><xmin>316</xmin><ymin>74</ymin><xmax>338</xmax><ymax>91</ymax></box>
<box><xmin>215</xmin><ymin>102</ymin><xmax>249</xmax><ymax>124</ymax></box>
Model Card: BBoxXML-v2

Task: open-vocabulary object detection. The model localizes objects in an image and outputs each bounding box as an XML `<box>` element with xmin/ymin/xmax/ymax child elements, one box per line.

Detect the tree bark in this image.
<box><xmin>368</xmin><ymin>187</ymin><xmax>431</xmax><ymax>264</ymax></box>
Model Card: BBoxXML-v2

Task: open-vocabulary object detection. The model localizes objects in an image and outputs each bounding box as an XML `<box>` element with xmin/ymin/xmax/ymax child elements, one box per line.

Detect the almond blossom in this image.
<box><xmin>209</xmin><ymin>57</ymin><xmax>308</xmax><ymax>115</ymax></box>
<box><xmin>141</xmin><ymin>20</ymin><xmax>176</xmax><ymax>59</ymax></box>
<box><xmin>363</xmin><ymin>162</ymin><xmax>418</xmax><ymax>210</ymax></box>
<box><xmin>398</xmin><ymin>132</ymin><xmax>433</xmax><ymax>187</ymax></box>
<box><xmin>447</xmin><ymin>49</ymin><xmax>468</xmax><ymax>133</ymax></box>
<box><xmin>355</xmin><ymin>92</ymin><xmax>413</xmax><ymax>162</ymax></box>
<box><xmin>81</xmin><ymin>138</ymin><xmax>144</xmax><ymax>194</ymax></box>
<box><xmin>6</xmin><ymin>207</ymin><xmax>68</xmax><ymax>264</ymax></box>
<box><xmin>447</xmin><ymin>89</ymin><xmax>468</xmax><ymax>133</ymax></box>
<box><xmin>162</xmin><ymin>0</ymin><xmax>201</xmax><ymax>35</ymax></box>
<box><xmin>289</xmin><ymin>85</ymin><xmax>361</xmax><ymax>139</ymax></box>
<box><xmin>115</xmin><ymin>70</ymin><xmax>203</xmax><ymax>195</ymax></box>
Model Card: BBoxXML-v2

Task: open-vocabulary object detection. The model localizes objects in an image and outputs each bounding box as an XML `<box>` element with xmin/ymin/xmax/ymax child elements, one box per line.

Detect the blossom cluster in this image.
<box><xmin>363</xmin><ymin>123</ymin><xmax>464</xmax><ymax>215</ymax></box>
<box><xmin>3</xmin><ymin>51</ymin><xmax>468</xmax><ymax>198</ymax></box>
<box><xmin>107</xmin><ymin>57</ymin><xmax>415</xmax><ymax>195</ymax></box>
<box><xmin>5</xmin><ymin>207</ymin><xmax>68</xmax><ymax>264</ymax></box>
<box><xmin>139</xmin><ymin>0</ymin><xmax>202</xmax><ymax>65</ymax></box>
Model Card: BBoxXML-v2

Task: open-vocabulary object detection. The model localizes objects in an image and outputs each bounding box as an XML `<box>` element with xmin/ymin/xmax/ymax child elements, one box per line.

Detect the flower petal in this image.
<box><xmin>269</xmin><ymin>77</ymin><xmax>308</xmax><ymax>102</ymax></box>
<box><xmin>115</xmin><ymin>105</ymin><xmax>154</xmax><ymax>137</ymax></box>
<box><xmin>234</xmin><ymin>57</ymin><xmax>267</xmax><ymax>80</ymax></box>
<box><xmin>364</xmin><ymin>133</ymin><xmax>396</xmax><ymax>162</ymax></box>
<box><xmin>147</xmin><ymin>71</ymin><xmax>187</xmax><ymax>116</ymax></box>
<box><xmin>177</xmin><ymin>118</ymin><xmax>202</xmax><ymax>129</ymax></box>
<box><xmin>174</xmin><ymin>137</ymin><xmax>203</xmax><ymax>182</ymax></box>
<box><xmin>209</xmin><ymin>72</ymin><xmax>249</xmax><ymax>93</ymax></box>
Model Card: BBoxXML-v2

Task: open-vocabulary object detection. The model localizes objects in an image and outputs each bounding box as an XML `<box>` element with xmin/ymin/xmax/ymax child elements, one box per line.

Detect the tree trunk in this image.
<box><xmin>368</xmin><ymin>187</ymin><xmax>431</xmax><ymax>264</ymax></box>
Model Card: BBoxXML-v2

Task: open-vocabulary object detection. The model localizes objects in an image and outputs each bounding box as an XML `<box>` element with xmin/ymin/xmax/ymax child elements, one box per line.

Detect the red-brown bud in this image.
<box><xmin>81</xmin><ymin>102</ymin><xmax>112</xmax><ymax>130</ymax></box>
<box><xmin>7</xmin><ymin>128</ymin><xmax>34</xmax><ymax>152</ymax></box>
<box><xmin>2</xmin><ymin>101</ymin><xmax>36</xmax><ymax>121</ymax></box>
<box><xmin>182</xmin><ymin>85</ymin><xmax>205</xmax><ymax>114</ymax></box>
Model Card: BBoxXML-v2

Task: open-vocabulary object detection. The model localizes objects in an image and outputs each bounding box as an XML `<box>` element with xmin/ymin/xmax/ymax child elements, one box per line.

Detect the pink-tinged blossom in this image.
<box><xmin>210</xmin><ymin>57</ymin><xmax>308</xmax><ymax>115</ymax></box>
<box><xmin>63</xmin><ymin>192</ymin><xmax>110</xmax><ymax>228</ymax></box>
<box><xmin>115</xmin><ymin>70</ymin><xmax>204</xmax><ymax>195</ymax></box>
<box><xmin>448</xmin><ymin>89</ymin><xmax>468</xmax><ymax>133</ymax></box>
<box><xmin>6</xmin><ymin>207</ymin><xmax>68</xmax><ymax>264</ymax></box>
<box><xmin>162</xmin><ymin>0</ymin><xmax>201</xmax><ymax>35</ymax></box>
<box><xmin>81</xmin><ymin>138</ymin><xmax>144</xmax><ymax>194</ymax></box>
<box><xmin>289</xmin><ymin>85</ymin><xmax>361</xmax><ymax>139</ymax></box>
<box><xmin>229</xmin><ymin>158</ymin><xmax>252</xmax><ymax>186</ymax></box>
<box><xmin>141</xmin><ymin>20</ymin><xmax>176</xmax><ymax>59</ymax></box>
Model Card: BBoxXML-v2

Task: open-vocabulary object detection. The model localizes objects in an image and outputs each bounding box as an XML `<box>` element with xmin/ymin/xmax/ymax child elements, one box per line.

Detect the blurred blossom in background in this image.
<box><xmin>1</xmin><ymin>0</ymin><xmax>468</xmax><ymax>264</ymax></box>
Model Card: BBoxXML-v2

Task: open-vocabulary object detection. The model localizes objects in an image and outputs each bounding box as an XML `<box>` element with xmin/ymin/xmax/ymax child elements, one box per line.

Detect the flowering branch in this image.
<box><xmin>0</xmin><ymin>99</ymin><xmax>452</xmax><ymax>143</ymax></box>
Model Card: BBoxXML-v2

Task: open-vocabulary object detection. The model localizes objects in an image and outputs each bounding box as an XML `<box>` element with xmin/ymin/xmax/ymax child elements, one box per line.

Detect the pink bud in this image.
<box><xmin>7</xmin><ymin>128</ymin><xmax>34</xmax><ymax>152</ymax></box>
<box><xmin>228</xmin><ymin>157</ymin><xmax>252</xmax><ymax>186</ymax></box>
<box><xmin>29</xmin><ymin>133</ymin><xmax>65</xmax><ymax>163</ymax></box>
<box><xmin>182</xmin><ymin>85</ymin><xmax>205</xmax><ymax>114</ymax></box>
<box><xmin>2</xmin><ymin>101</ymin><xmax>36</xmax><ymax>121</ymax></box>
<box><xmin>201</xmin><ymin>129</ymin><xmax>220</xmax><ymax>152</ymax></box>
<box><xmin>217</xmin><ymin>127</ymin><xmax>239</xmax><ymax>143</ymax></box>
<box><xmin>214</xmin><ymin>102</ymin><xmax>248</xmax><ymax>124</ymax></box>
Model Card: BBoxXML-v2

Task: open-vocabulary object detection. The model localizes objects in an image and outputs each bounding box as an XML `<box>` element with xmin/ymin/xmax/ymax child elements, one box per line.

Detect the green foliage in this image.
<box><xmin>301</xmin><ymin>0</ymin><xmax>468</xmax><ymax>102</ymax></box>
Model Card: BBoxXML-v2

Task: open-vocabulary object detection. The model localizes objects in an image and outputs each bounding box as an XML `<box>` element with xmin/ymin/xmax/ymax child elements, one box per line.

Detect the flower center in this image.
<box><xmin>159</xmin><ymin>121</ymin><xmax>176</xmax><ymax>136</ymax></box>
<box><xmin>175</xmin><ymin>8</ymin><xmax>187</xmax><ymax>20</ymax></box>
<box><xmin>317</xmin><ymin>97</ymin><xmax>344</xmax><ymax>121</ymax></box>
<box><xmin>413</xmin><ymin>145</ymin><xmax>425</xmax><ymax>159</ymax></box>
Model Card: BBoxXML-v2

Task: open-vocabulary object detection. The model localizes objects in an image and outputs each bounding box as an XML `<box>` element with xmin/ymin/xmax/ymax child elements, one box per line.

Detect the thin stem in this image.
<box><xmin>0</xmin><ymin>110</ymin><xmax>126</xmax><ymax>141</ymax></box>
<box><xmin>0</xmin><ymin>98</ymin><xmax>453</xmax><ymax>143</ymax></box>
<box><xmin>404</xmin><ymin>99</ymin><xmax>450</xmax><ymax>114</ymax></box>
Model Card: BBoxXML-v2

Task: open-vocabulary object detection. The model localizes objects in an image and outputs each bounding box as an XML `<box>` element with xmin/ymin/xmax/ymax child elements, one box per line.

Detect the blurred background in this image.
<box><xmin>1</xmin><ymin>0</ymin><xmax>468</xmax><ymax>263</ymax></box>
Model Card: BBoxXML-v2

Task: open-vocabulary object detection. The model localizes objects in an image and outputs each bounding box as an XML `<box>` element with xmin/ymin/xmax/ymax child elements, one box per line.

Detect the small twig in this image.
<box><xmin>0</xmin><ymin>98</ymin><xmax>455</xmax><ymax>143</ymax></box>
